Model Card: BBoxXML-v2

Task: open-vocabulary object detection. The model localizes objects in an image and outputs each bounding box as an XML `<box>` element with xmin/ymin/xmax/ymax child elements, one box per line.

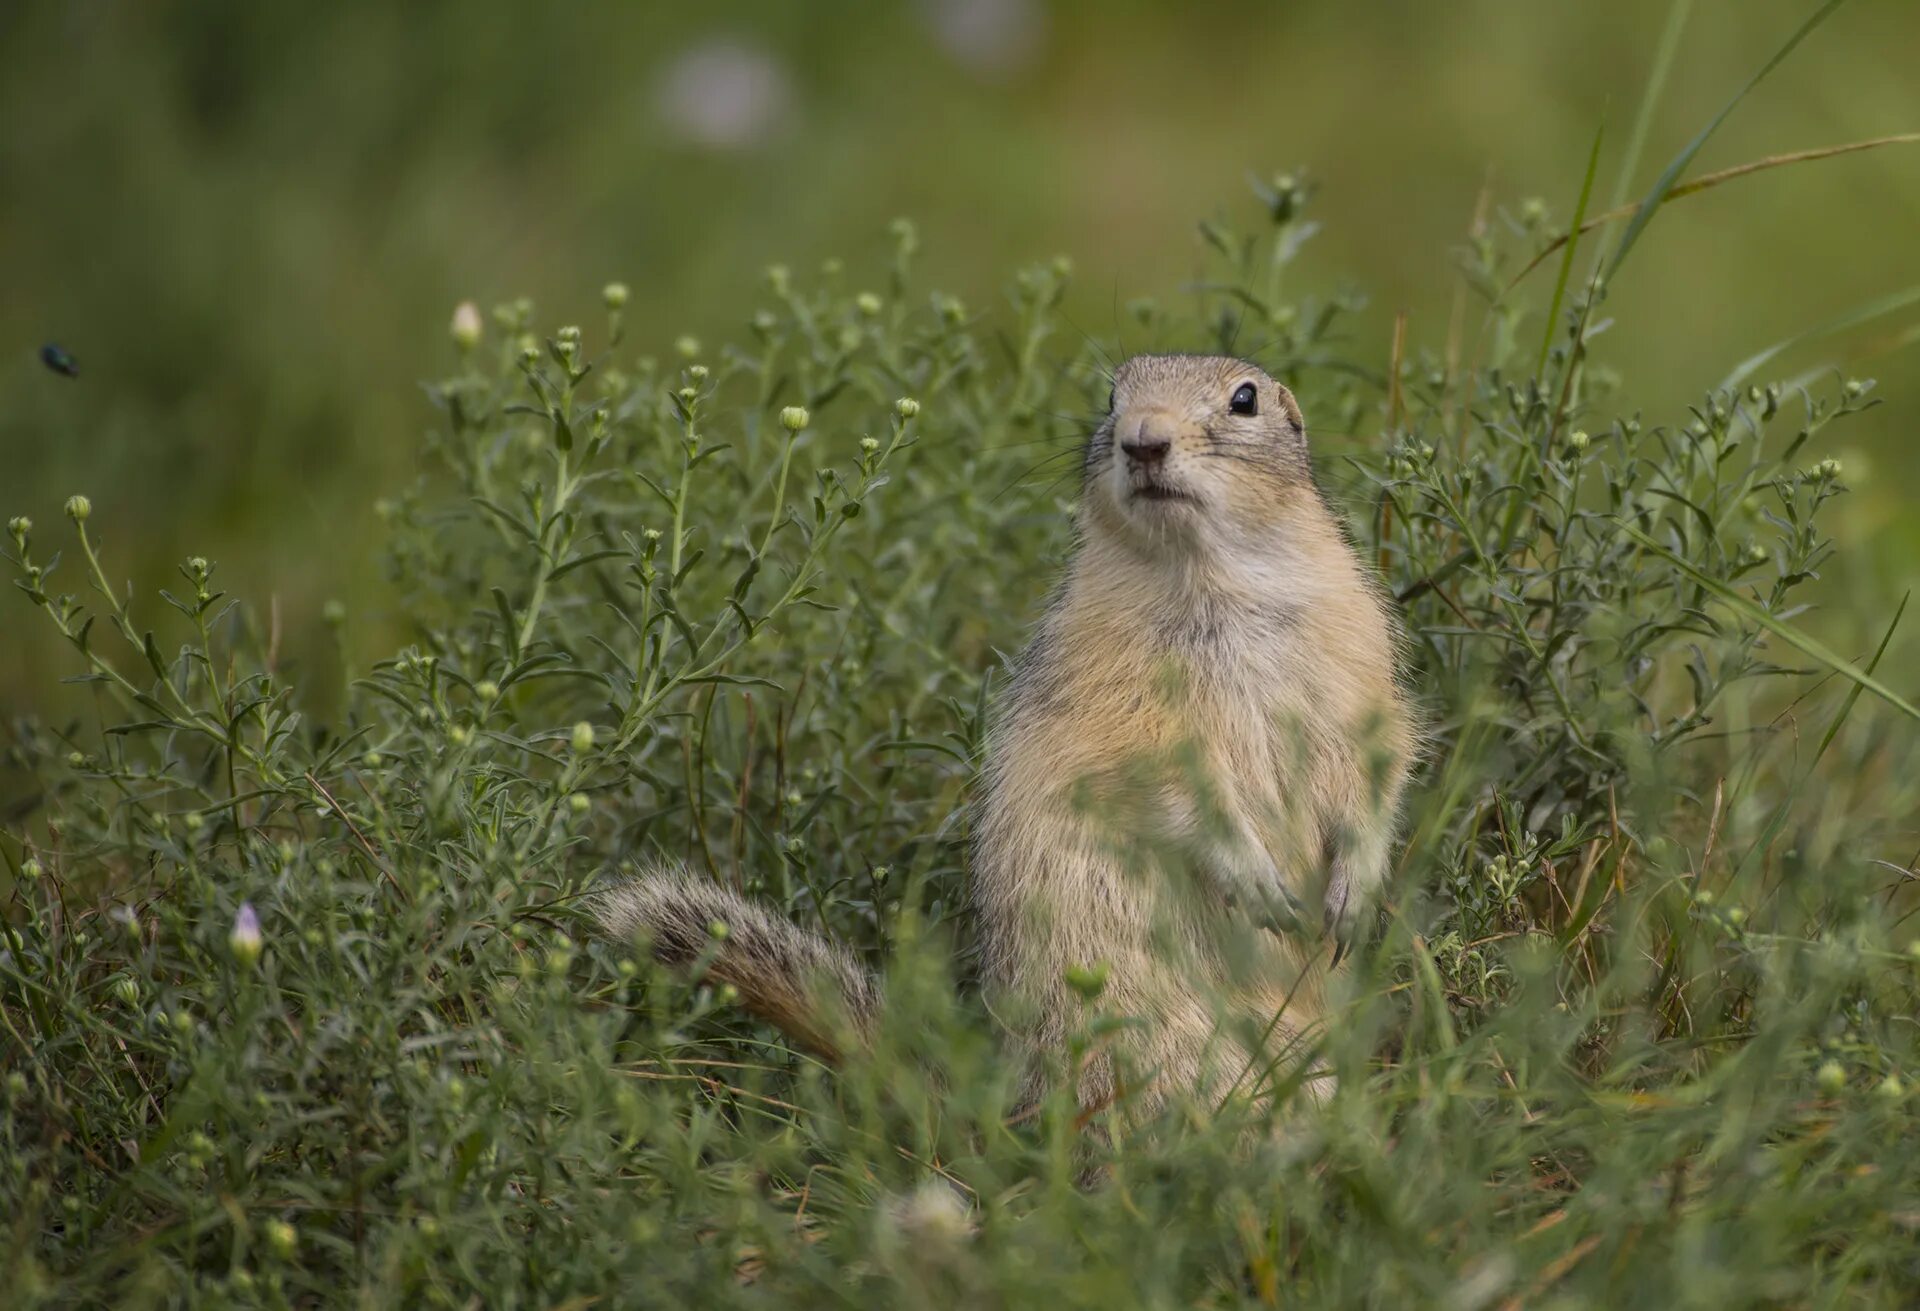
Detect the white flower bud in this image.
<box><xmin>450</xmin><ymin>301</ymin><xmax>483</xmax><ymax>350</ymax></box>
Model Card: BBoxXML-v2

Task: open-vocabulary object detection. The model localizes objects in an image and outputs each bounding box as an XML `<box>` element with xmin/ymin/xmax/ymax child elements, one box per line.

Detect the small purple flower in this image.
<box><xmin>230</xmin><ymin>902</ymin><xmax>263</xmax><ymax>967</ymax></box>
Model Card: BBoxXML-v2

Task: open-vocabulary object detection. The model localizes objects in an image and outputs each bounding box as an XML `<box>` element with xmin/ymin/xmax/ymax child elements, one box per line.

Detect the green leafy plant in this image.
<box><xmin>6</xmin><ymin>143</ymin><xmax>1919</xmax><ymax>1311</ymax></box>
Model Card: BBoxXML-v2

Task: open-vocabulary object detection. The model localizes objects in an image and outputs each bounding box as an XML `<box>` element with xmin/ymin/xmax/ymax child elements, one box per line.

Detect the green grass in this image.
<box><xmin>4</xmin><ymin>168</ymin><xmax>1919</xmax><ymax>1307</ymax></box>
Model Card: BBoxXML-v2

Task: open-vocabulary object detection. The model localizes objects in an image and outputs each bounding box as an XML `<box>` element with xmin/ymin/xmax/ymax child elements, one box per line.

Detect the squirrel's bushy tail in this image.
<box><xmin>592</xmin><ymin>867</ymin><xmax>878</xmax><ymax>1063</ymax></box>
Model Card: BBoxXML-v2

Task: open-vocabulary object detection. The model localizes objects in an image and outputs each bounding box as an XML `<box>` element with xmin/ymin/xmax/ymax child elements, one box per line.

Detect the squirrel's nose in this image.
<box><xmin>1122</xmin><ymin>411</ymin><xmax>1180</xmax><ymax>466</ymax></box>
<box><xmin>1122</xmin><ymin>435</ymin><xmax>1170</xmax><ymax>465</ymax></box>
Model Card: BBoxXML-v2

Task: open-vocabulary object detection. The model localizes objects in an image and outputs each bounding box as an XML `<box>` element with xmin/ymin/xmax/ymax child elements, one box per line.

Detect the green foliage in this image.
<box><xmin>4</xmin><ymin>178</ymin><xmax>1919</xmax><ymax>1308</ymax></box>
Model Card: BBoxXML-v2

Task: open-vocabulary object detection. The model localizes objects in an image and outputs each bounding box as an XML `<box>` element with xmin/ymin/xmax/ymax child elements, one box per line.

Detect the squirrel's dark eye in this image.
<box><xmin>1229</xmin><ymin>382</ymin><xmax>1258</xmax><ymax>416</ymax></box>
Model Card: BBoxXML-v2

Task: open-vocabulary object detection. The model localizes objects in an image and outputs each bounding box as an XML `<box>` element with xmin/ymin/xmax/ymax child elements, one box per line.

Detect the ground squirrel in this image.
<box><xmin>597</xmin><ymin>354</ymin><xmax>1414</xmax><ymax>1120</ymax></box>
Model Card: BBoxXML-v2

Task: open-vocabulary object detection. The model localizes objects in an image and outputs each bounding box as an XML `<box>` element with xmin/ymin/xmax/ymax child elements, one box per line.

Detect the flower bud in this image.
<box><xmin>474</xmin><ymin>680</ymin><xmax>500</xmax><ymax>702</ymax></box>
<box><xmin>860</xmin><ymin>437</ymin><xmax>880</xmax><ymax>454</ymax></box>
<box><xmin>1566</xmin><ymin>430</ymin><xmax>1590</xmax><ymax>453</ymax></box>
<box><xmin>602</xmin><ymin>282</ymin><xmax>630</xmax><ymax>310</ymax></box>
<box><xmin>264</xmin><ymin>1219</ymin><xmax>298</xmax><ymax>1259</ymax></box>
<box><xmin>780</xmin><ymin>405</ymin><xmax>810</xmax><ymax>432</ymax></box>
<box><xmin>1817</xmin><ymin>457</ymin><xmax>1842</xmax><ymax>479</ymax></box>
<box><xmin>7</xmin><ymin>516</ymin><xmax>29</xmax><ymax>542</ymax></box>
<box><xmin>229</xmin><ymin>902</ymin><xmax>263</xmax><ymax>967</ymax></box>
<box><xmin>110</xmin><ymin>975</ymin><xmax>140</xmax><ymax>1007</ymax></box>
<box><xmin>1877</xmin><ymin>1074</ymin><xmax>1905</xmax><ymax>1101</ymax></box>
<box><xmin>765</xmin><ymin>264</ymin><xmax>791</xmax><ymax>296</ymax></box>
<box><xmin>707</xmin><ymin>919</ymin><xmax>729</xmax><ymax>941</ymax></box>
<box><xmin>19</xmin><ymin>857</ymin><xmax>42</xmax><ymax>881</ymax></box>
<box><xmin>894</xmin><ymin>397</ymin><xmax>920</xmax><ymax>420</ymax></box>
<box><xmin>1843</xmin><ymin>378</ymin><xmax>1864</xmax><ymax>398</ymax></box>
<box><xmin>855</xmin><ymin>292</ymin><xmax>882</xmax><ymax>317</ymax></box>
<box><xmin>1815</xmin><ymin>1060</ymin><xmax>1846</xmax><ymax>1094</ymax></box>
<box><xmin>570</xmin><ymin>721</ymin><xmax>596</xmax><ymax>754</ymax></box>
<box><xmin>688</xmin><ymin>364</ymin><xmax>709</xmax><ymax>383</ymax></box>
<box><xmin>674</xmin><ymin>335</ymin><xmax>700</xmax><ymax>359</ymax></box>
<box><xmin>568</xmin><ymin>792</ymin><xmax>590</xmax><ymax>815</ymax></box>
<box><xmin>450</xmin><ymin>301</ymin><xmax>483</xmax><ymax>350</ymax></box>
<box><xmin>321</xmin><ymin>599</ymin><xmax>346</xmax><ymax>625</ymax></box>
<box><xmin>65</xmin><ymin>495</ymin><xmax>92</xmax><ymax>523</ymax></box>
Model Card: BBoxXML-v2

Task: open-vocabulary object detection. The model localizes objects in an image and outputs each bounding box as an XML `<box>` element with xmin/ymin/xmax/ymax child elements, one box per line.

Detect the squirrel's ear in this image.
<box><xmin>1273</xmin><ymin>383</ymin><xmax>1305</xmax><ymax>436</ymax></box>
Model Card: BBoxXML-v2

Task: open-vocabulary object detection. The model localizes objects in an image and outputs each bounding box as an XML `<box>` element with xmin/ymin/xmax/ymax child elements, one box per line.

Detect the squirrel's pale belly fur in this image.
<box><xmin>597</xmin><ymin>354</ymin><xmax>1412</xmax><ymax>1120</ymax></box>
<box><xmin>976</xmin><ymin>505</ymin><xmax>1406</xmax><ymax>1111</ymax></box>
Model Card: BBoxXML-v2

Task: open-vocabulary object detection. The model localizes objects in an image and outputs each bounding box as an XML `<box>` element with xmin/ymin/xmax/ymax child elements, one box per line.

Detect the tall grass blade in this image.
<box><xmin>1536</xmin><ymin>123</ymin><xmax>1606</xmax><ymax>379</ymax></box>
<box><xmin>1509</xmin><ymin>134</ymin><xmax>1920</xmax><ymax>291</ymax></box>
<box><xmin>1722</xmin><ymin>283</ymin><xmax>1920</xmax><ymax>389</ymax></box>
<box><xmin>1604</xmin><ymin>0</ymin><xmax>1850</xmax><ymax>283</ymax></box>
<box><xmin>1734</xmin><ymin>592</ymin><xmax>1907</xmax><ymax>884</ymax></box>
<box><xmin>1619</xmin><ymin>521</ymin><xmax>1920</xmax><ymax>722</ymax></box>
<box><xmin>1608</xmin><ymin>0</ymin><xmax>1694</xmax><ymax>210</ymax></box>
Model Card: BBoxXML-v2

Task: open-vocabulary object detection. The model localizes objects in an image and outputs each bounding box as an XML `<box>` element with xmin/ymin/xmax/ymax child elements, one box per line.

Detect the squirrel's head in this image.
<box><xmin>1082</xmin><ymin>355</ymin><xmax>1313</xmax><ymax>556</ymax></box>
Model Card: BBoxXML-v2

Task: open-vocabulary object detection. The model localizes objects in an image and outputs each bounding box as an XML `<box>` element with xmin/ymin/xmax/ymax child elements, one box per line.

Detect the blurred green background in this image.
<box><xmin>4</xmin><ymin>0</ymin><xmax>1917</xmax><ymax>721</ymax></box>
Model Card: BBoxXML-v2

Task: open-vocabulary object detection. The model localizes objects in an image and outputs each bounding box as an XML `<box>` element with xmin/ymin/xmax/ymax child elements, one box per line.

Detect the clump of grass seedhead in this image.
<box><xmin>6</xmin><ymin>92</ymin><xmax>1920</xmax><ymax>1311</ymax></box>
